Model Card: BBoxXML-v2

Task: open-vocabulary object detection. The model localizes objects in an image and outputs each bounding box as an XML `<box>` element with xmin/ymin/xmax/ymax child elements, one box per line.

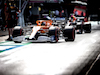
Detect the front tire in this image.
<box><xmin>14</xmin><ymin>41</ymin><xmax>22</xmax><ymax>43</ymax></box>
<box><xmin>12</xmin><ymin>26</ymin><xmax>24</xmax><ymax>43</ymax></box>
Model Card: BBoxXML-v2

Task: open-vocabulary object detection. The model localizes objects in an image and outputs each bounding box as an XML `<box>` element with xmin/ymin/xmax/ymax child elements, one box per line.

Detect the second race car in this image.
<box><xmin>69</xmin><ymin>15</ymin><xmax>91</xmax><ymax>34</ymax></box>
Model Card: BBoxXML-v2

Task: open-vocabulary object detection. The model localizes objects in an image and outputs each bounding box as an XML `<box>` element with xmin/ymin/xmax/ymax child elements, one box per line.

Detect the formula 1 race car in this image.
<box><xmin>69</xmin><ymin>16</ymin><xmax>91</xmax><ymax>34</ymax></box>
<box><xmin>12</xmin><ymin>17</ymin><xmax>75</xmax><ymax>43</ymax></box>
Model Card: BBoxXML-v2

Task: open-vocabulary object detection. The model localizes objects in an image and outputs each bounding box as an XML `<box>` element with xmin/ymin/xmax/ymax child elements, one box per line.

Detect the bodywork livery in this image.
<box><xmin>12</xmin><ymin>17</ymin><xmax>75</xmax><ymax>43</ymax></box>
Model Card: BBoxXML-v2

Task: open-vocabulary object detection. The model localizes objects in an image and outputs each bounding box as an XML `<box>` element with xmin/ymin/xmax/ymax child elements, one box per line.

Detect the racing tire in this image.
<box><xmin>12</xmin><ymin>28</ymin><xmax>24</xmax><ymax>43</ymax></box>
<box><xmin>84</xmin><ymin>24</ymin><xmax>91</xmax><ymax>33</ymax></box>
<box><xmin>49</xmin><ymin>28</ymin><xmax>59</xmax><ymax>43</ymax></box>
<box><xmin>85</xmin><ymin>30</ymin><xmax>91</xmax><ymax>33</ymax></box>
<box><xmin>35</xmin><ymin>33</ymin><xmax>39</xmax><ymax>40</ymax></box>
<box><xmin>63</xmin><ymin>28</ymin><xmax>75</xmax><ymax>42</ymax></box>
<box><xmin>14</xmin><ymin>41</ymin><xmax>22</xmax><ymax>43</ymax></box>
<box><xmin>76</xmin><ymin>24</ymin><xmax>83</xmax><ymax>34</ymax></box>
<box><xmin>77</xmin><ymin>29</ymin><xmax>83</xmax><ymax>34</ymax></box>
<box><xmin>12</xmin><ymin>29</ymin><xmax>24</xmax><ymax>37</ymax></box>
<box><xmin>80</xmin><ymin>25</ymin><xmax>83</xmax><ymax>34</ymax></box>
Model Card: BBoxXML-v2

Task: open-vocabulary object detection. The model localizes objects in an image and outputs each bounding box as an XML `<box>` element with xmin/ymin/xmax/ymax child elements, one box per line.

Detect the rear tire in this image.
<box><xmin>49</xmin><ymin>28</ymin><xmax>59</xmax><ymax>43</ymax></box>
<box><xmin>84</xmin><ymin>24</ymin><xmax>91</xmax><ymax>33</ymax></box>
<box><xmin>64</xmin><ymin>28</ymin><xmax>75</xmax><ymax>42</ymax></box>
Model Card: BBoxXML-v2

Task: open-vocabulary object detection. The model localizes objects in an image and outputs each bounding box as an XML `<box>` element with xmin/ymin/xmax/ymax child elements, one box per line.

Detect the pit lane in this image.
<box><xmin>0</xmin><ymin>30</ymin><xmax>100</xmax><ymax>75</ymax></box>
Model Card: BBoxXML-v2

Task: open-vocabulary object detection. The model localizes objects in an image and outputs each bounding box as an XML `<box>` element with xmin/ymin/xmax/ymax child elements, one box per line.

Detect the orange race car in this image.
<box><xmin>12</xmin><ymin>17</ymin><xmax>75</xmax><ymax>43</ymax></box>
